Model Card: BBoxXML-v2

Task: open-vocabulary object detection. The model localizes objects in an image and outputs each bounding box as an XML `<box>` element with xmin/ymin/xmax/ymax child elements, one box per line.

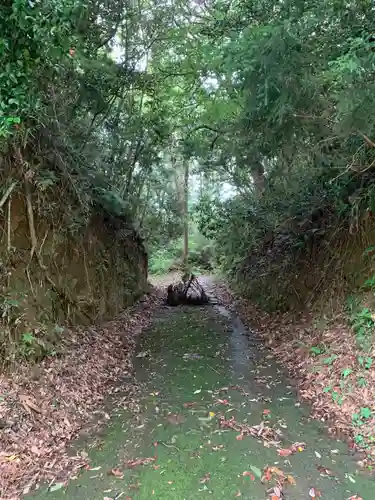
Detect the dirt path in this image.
<box><xmin>29</xmin><ymin>288</ymin><xmax>372</xmax><ymax>499</ymax></box>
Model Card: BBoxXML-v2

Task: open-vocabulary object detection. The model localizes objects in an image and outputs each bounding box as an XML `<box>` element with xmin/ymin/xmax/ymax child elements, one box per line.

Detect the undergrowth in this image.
<box><xmin>149</xmin><ymin>230</ymin><xmax>214</xmax><ymax>275</ymax></box>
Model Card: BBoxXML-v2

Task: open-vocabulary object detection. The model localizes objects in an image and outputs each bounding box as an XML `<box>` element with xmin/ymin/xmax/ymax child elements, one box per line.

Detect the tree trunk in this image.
<box><xmin>182</xmin><ymin>160</ymin><xmax>189</xmax><ymax>271</ymax></box>
<box><xmin>251</xmin><ymin>160</ymin><xmax>265</xmax><ymax>194</ymax></box>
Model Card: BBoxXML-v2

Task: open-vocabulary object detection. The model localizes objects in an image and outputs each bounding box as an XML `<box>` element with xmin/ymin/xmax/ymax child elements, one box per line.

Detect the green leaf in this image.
<box><xmin>310</xmin><ymin>346</ymin><xmax>321</xmax><ymax>355</ymax></box>
<box><xmin>323</xmin><ymin>355</ymin><xmax>337</xmax><ymax>365</ymax></box>
<box><xmin>363</xmin><ymin>246</ymin><xmax>375</xmax><ymax>256</ymax></box>
<box><xmin>7</xmin><ymin>299</ymin><xmax>19</xmax><ymax>307</ymax></box>
<box><xmin>357</xmin><ymin>377</ymin><xmax>367</xmax><ymax>388</ymax></box>
<box><xmin>250</xmin><ymin>465</ymin><xmax>262</xmax><ymax>479</ymax></box>
<box><xmin>342</xmin><ymin>368</ymin><xmax>352</xmax><ymax>378</ymax></box>
<box><xmin>49</xmin><ymin>482</ymin><xmax>64</xmax><ymax>492</ymax></box>
<box><xmin>22</xmin><ymin>332</ymin><xmax>34</xmax><ymax>344</ymax></box>
<box><xmin>360</xmin><ymin>407</ymin><xmax>372</xmax><ymax>419</ymax></box>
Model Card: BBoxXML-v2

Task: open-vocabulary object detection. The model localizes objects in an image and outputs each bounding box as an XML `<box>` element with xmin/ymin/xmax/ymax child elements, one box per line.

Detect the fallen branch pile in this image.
<box><xmin>165</xmin><ymin>273</ymin><xmax>210</xmax><ymax>306</ymax></box>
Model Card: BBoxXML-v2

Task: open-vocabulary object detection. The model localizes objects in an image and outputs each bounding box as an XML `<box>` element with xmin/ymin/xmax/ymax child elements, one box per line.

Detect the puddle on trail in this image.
<box><xmin>33</xmin><ymin>306</ymin><xmax>374</xmax><ymax>499</ymax></box>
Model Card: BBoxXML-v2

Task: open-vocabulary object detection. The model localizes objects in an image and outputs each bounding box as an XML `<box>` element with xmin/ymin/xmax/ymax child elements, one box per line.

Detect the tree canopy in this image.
<box><xmin>2</xmin><ymin>0</ymin><xmax>375</xmax><ymax>304</ymax></box>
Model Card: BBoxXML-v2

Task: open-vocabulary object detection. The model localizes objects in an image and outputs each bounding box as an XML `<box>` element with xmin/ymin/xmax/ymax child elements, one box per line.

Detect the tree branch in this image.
<box><xmin>359</xmin><ymin>131</ymin><xmax>375</xmax><ymax>148</ymax></box>
<box><xmin>187</xmin><ymin>125</ymin><xmax>224</xmax><ymax>137</ymax></box>
<box><xmin>0</xmin><ymin>182</ymin><xmax>17</xmax><ymax>210</ymax></box>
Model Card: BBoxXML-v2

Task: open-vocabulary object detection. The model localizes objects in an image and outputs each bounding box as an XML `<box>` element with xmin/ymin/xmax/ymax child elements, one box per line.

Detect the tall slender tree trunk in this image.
<box><xmin>182</xmin><ymin>160</ymin><xmax>189</xmax><ymax>271</ymax></box>
<box><xmin>251</xmin><ymin>162</ymin><xmax>265</xmax><ymax>194</ymax></box>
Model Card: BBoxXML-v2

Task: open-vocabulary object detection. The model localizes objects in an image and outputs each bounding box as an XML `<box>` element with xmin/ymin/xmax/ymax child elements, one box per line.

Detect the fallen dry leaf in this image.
<box><xmin>309</xmin><ymin>487</ymin><xmax>322</xmax><ymax>498</ymax></box>
<box><xmin>277</xmin><ymin>448</ymin><xmax>293</xmax><ymax>457</ymax></box>
<box><xmin>273</xmin><ymin>486</ymin><xmax>282</xmax><ymax>496</ymax></box>
<box><xmin>200</xmin><ymin>473</ymin><xmax>210</xmax><ymax>483</ymax></box>
<box><xmin>268</xmin><ymin>467</ymin><xmax>285</xmax><ymax>478</ymax></box>
<box><xmin>316</xmin><ymin>465</ymin><xmax>335</xmax><ymax>476</ymax></box>
<box><xmin>124</xmin><ymin>456</ymin><xmax>156</xmax><ymax>469</ymax></box>
<box><xmin>262</xmin><ymin>468</ymin><xmax>273</xmax><ymax>482</ymax></box>
<box><xmin>109</xmin><ymin>468</ymin><xmax>124</xmax><ymax>478</ymax></box>
<box><xmin>277</xmin><ymin>442</ymin><xmax>306</xmax><ymax>457</ymax></box>
<box><xmin>166</xmin><ymin>413</ymin><xmax>185</xmax><ymax>425</ymax></box>
<box><xmin>242</xmin><ymin>471</ymin><xmax>255</xmax><ymax>480</ymax></box>
<box><xmin>19</xmin><ymin>394</ymin><xmax>41</xmax><ymax>414</ymax></box>
<box><xmin>219</xmin><ymin>416</ymin><xmax>278</xmax><ymax>442</ymax></box>
<box><xmin>286</xmin><ymin>475</ymin><xmax>296</xmax><ymax>486</ymax></box>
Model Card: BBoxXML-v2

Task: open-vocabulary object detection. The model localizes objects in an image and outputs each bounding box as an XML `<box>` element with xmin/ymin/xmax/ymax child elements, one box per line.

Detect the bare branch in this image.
<box><xmin>359</xmin><ymin>131</ymin><xmax>375</xmax><ymax>148</ymax></box>
<box><xmin>0</xmin><ymin>182</ymin><xmax>17</xmax><ymax>210</ymax></box>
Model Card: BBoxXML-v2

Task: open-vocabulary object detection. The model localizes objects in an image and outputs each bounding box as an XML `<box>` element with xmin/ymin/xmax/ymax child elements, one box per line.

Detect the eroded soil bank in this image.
<box><xmin>0</xmin><ymin>288</ymin><xmax>161</xmax><ymax>499</ymax></box>
<box><xmin>30</xmin><ymin>299</ymin><xmax>372</xmax><ymax>499</ymax></box>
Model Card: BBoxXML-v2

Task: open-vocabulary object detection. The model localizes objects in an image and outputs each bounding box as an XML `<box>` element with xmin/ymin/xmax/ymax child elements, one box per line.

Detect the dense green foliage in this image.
<box><xmin>2</xmin><ymin>0</ymin><xmax>375</xmax><ymax>309</ymax></box>
<box><xmin>149</xmin><ymin>229</ymin><xmax>214</xmax><ymax>275</ymax></box>
<box><xmin>0</xmin><ymin>0</ymin><xmax>175</xmax><ymax>230</ymax></box>
<box><xmin>165</xmin><ymin>0</ymin><xmax>375</xmax><ymax>308</ymax></box>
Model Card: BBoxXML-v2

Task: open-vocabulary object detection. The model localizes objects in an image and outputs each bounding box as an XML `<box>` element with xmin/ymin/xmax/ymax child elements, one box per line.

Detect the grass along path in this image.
<box><xmin>31</xmin><ymin>303</ymin><xmax>373</xmax><ymax>499</ymax></box>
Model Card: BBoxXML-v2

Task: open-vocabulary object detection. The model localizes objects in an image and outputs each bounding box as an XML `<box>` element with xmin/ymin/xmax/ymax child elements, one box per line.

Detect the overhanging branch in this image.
<box><xmin>187</xmin><ymin>124</ymin><xmax>225</xmax><ymax>137</ymax></box>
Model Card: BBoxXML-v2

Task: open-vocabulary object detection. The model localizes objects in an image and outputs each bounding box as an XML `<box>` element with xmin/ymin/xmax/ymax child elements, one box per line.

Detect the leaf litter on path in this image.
<box><xmin>165</xmin><ymin>413</ymin><xmax>185</xmax><ymax>425</ymax></box>
<box><xmin>0</xmin><ymin>287</ymin><xmax>163</xmax><ymax>499</ymax></box>
<box><xmin>109</xmin><ymin>468</ymin><xmax>124</xmax><ymax>478</ymax></box>
<box><xmin>123</xmin><ymin>456</ymin><xmax>156</xmax><ymax>469</ymax></box>
<box><xmin>277</xmin><ymin>442</ymin><xmax>306</xmax><ymax>457</ymax></box>
<box><xmin>211</xmin><ymin>280</ymin><xmax>375</xmax><ymax>462</ymax></box>
<box><xmin>261</xmin><ymin>465</ymin><xmax>297</xmax><ymax>499</ymax></box>
<box><xmin>219</xmin><ymin>416</ymin><xmax>279</xmax><ymax>442</ymax></box>
<box><xmin>316</xmin><ymin>464</ymin><xmax>336</xmax><ymax>478</ymax></box>
<box><xmin>10</xmin><ymin>276</ymin><xmax>371</xmax><ymax>500</ymax></box>
<box><xmin>199</xmin><ymin>472</ymin><xmax>210</xmax><ymax>483</ymax></box>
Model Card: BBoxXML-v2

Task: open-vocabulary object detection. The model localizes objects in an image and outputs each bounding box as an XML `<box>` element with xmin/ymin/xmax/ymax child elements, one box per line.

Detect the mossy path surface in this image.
<box><xmin>32</xmin><ymin>305</ymin><xmax>373</xmax><ymax>499</ymax></box>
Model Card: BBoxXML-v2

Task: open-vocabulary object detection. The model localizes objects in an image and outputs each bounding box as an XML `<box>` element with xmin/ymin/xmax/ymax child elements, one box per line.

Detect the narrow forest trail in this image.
<box><xmin>30</xmin><ymin>283</ymin><xmax>373</xmax><ymax>500</ymax></box>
